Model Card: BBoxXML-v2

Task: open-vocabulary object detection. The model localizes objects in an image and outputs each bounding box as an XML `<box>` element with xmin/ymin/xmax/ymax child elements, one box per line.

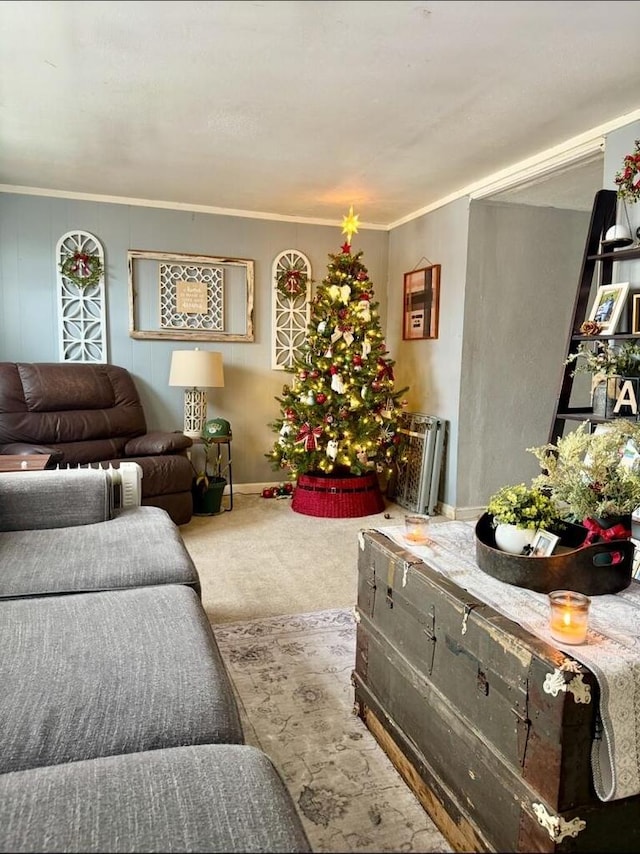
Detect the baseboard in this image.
<box><xmin>437</xmin><ymin>502</ymin><xmax>484</xmax><ymax>522</ymax></box>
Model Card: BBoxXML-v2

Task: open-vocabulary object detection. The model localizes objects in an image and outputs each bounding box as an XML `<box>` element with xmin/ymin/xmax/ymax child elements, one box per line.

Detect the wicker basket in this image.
<box><xmin>292</xmin><ymin>471</ymin><xmax>385</xmax><ymax>518</ymax></box>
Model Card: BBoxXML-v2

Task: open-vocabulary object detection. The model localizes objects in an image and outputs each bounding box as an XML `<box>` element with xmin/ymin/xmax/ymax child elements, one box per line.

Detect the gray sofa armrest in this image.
<box><xmin>124</xmin><ymin>431</ymin><xmax>192</xmax><ymax>456</ymax></box>
<box><xmin>0</xmin><ymin>468</ymin><xmax>113</xmax><ymax>532</ymax></box>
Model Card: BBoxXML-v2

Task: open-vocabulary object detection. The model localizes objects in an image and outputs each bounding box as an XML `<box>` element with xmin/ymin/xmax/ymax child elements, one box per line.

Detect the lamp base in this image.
<box><xmin>183</xmin><ymin>388</ymin><xmax>207</xmax><ymax>438</ymax></box>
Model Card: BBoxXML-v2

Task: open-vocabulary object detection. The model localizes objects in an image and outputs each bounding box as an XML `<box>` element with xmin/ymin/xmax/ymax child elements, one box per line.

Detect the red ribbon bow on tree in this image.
<box><xmin>376</xmin><ymin>359</ymin><xmax>394</xmax><ymax>381</ymax></box>
<box><xmin>582</xmin><ymin>517</ymin><xmax>632</xmax><ymax>546</ymax></box>
<box><xmin>295</xmin><ymin>422</ymin><xmax>323</xmax><ymax>451</ymax></box>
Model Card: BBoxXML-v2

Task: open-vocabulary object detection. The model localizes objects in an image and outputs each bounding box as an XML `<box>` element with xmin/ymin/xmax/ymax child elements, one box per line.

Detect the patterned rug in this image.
<box><xmin>214</xmin><ymin>608</ymin><xmax>453</xmax><ymax>853</ymax></box>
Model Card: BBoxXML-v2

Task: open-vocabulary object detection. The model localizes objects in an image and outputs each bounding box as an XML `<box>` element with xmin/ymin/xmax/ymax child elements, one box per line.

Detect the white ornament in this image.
<box><xmin>305</xmin><ymin>390</ymin><xmax>315</xmax><ymax>405</ymax></box>
<box><xmin>331</xmin><ymin>373</ymin><xmax>346</xmax><ymax>394</ymax></box>
<box><xmin>328</xmin><ymin>284</ymin><xmax>351</xmax><ymax>304</ymax></box>
<box><xmin>362</xmin><ymin>338</ymin><xmax>371</xmax><ymax>358</ymax></box>
<box><xmin>357</xmin><ymin>300</ymin><xmax>371</xmax><ymax>322</ymax></box>
<box><xmin>317</xmin><ymin>320</ymin><xmax>327</xmax><ymax>334</ymax></box>
<box><xmin>326</xmin><ymin>439</ymin><xmax>339</xmax><ymax>461</ymax></box>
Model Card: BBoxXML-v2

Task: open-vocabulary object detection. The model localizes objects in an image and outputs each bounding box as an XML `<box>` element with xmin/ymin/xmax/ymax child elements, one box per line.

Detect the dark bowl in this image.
<box><xmin>475</xmin><ymin>513</ymin><xmax>634</xmax><ymax>596</ymax></box>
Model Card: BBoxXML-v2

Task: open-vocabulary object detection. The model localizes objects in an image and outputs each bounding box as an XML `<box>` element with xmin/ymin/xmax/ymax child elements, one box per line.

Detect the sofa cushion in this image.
<box><xmin>0</xmin><ymin>744</ymin><xmax>311</xmax><ymax>853</ymax></box>
<box><xmin>0</xmin><ymin>506</ymin><xmax>200</xmax><ymax>598</ymax></box>
<box><xmin>0</xmin><ymin>468</ymin><xmax>112</xmax><ymax>532</ymax></box>
<box><xmin>0</xmin><ymin>585</ymin><xmax>244</xmax><ymax>774</ymax></box>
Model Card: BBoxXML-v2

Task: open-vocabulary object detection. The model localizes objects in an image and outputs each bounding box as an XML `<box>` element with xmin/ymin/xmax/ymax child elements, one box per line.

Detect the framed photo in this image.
<box><xmin>531</xmin><ymin>529</ymin><xmax>560</xmax><ymax>557</ymax></box>
<box><xmin>632</xmin><ymin>294</ymin><xmax>640</xmax><ymax>335</ymax></box>
<box><xmin>403</xmin><ymin>264</ymin><xmax>440</xmax><ymax>340</ymax></box>
<box><xmin>587</xmin><ymin>282</ymin><xmax>629</xmax><ymax>335</ymax></box>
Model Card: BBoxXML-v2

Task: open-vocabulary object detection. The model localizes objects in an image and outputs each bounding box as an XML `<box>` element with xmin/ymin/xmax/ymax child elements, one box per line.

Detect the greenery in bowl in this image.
<box><xmin>486</xmin><ymin>482</ymin><xmax>562</xmax><ymax>530</ymax></box>
<box><xmin>528</xmin><ymin>420</ymin><xmax>640</xmax><ymax>521</ymax></box>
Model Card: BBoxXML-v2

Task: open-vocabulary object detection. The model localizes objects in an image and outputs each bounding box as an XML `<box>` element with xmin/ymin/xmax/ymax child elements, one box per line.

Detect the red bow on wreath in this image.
<box><xmin>582</xmin><ymin>518</ymin><xmax>632</xmax><ymax>547</ymax></box>
<box><xmin>295</xmin><ymin>422</ymin><xmax>323</xmax><ymax>451</ymax></box>
<box><xmin>71</xmin><ymin>253</ymin><xmax>91</xmax><ymax>276</ymax></box>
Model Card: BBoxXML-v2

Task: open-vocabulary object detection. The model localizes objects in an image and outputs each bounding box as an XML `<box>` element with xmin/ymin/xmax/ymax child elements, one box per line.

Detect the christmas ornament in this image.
<box><xmin>326</xmin><ymin>439</ymin><xmax>339</xmax><ymax>460</ymax></box>
<box><xmin>296</xmin><ymin>422</ymin><xmax>322</xmax><ymax>451</ymax></box>
<box><xmin>59</xmin><ymin>250</ymin><xmax>104</xmax><ymax>288</ymax></box>
<box><xmin>328</xmin><ymin>284</ymin><xmax>351</xmax><ymax>304</ymax></box>
<box><xmin>304</xmin><ymin>390</ymin><xmax>316</xmax><ymax>405</ymax></box>
<box><xmin>331</xmin><ymin>373</ymin><xmax>346</xmax><ymax>393</ymax></box>
<box><xmin>356</xmin><ymin>299</ymin><xmax>371</xmax><ymax>322</ymax></box>
<box><xmin>362</xmin><ymin>338</ymin><xmax>371</xmax><ymax>358</ymax></box>
<box><xmin>341</xmin><ymin>241</ymin><xmax>351</xmax><ymax>254</ymax></box>
<box><xmin>331</xmin><ymin>326</ymin><xmax>354</xmax><ymax>346</ymax></box>
<box><xmin>315</xmin><ymin>392</ymin><xmax>327</xmax><ymax>404</ymax></box>
<box><xmin>317</xmin><ymin>320</ymin><xmax>327</xmax><ymax>334</ymax></box>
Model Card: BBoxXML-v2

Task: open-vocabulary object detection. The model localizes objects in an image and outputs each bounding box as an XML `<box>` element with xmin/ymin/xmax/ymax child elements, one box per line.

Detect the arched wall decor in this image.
<box><xmin>56</xmin><ymin>230</ymin><xmax>107</xmax><ymax>363</ymax></box>
<box><xmin>271</xmin><ymin>249</ymin><xmax>311</xmax><ymax>370</ymax></box>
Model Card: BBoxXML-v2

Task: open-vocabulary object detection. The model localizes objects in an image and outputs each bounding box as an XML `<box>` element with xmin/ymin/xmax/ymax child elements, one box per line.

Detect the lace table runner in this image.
<box><xmin>371</xmin><ymin>520</ymin><xmax>640</xmax><ymax>802</ymax></box>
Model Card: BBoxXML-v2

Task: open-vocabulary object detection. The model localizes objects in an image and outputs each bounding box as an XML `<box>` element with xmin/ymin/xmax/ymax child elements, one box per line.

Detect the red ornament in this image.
<box><xmin>338</xmin><ymin>308</ymin><xmax>348</xmax><ymax>320</ymax></box>
<box><xmin>262</xmin><ymin>487</ymin><xmax>275</xmax><ymax>498</ymax></box>
<box><xmin>310</xmin><ymin>370</ymin><xmax>320</xmax><ymax>379</ymax></box>
<box><xmin>285</xmin><ymin>408</ymin><xmax>296</xmax><ymax>420</ymax></box>
<box><xmin>316</xmin><ymin>393</ymin><xmax>327</xmax><ymax>404</ymax></box>
<box><xmin>330</xmin><ymin>365</ymin><xmax>338</xmax><ymax>375</ymax></box>
<box><xmin>341</xmin><ymin>242</ymin><xmax>351</xmax><ymax>254</ymax></box>
<box><xmin>353</xmin><ymin>354</ymin><xmax>362</xmax><ymax>366</ymax></box>
<box><xmin>357</xmin><ymin>272</ymin><xmax>368</xmax><ymax>282</ymax></box>
<box><xmin>284</xmin><ymin>482</ymin><xmax>294</xmax><ymax>494</ymax></box>
<box><xmin>299</xmin><ymin>370</ymin><xmax>308</xmax><ymax>380</ymax></box>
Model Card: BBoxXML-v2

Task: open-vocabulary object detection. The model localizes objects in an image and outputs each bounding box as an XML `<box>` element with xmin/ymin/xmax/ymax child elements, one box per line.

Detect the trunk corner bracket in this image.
<box><xmin>543</xmin><ymin>661</ymin><xmax>592</xmax><ymax>705</ymax></box>
<box><xmin>532</xmin><ymin>802</ymin><xmax>586</xmax><ymax>843</ymax></box>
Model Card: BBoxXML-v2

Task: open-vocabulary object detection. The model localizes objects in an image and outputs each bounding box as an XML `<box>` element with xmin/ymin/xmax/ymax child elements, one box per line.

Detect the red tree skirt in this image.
<box><xmin>291</xmin><ymin>471</ymin><xmax>385</xmax><ymax>518</ymax></box>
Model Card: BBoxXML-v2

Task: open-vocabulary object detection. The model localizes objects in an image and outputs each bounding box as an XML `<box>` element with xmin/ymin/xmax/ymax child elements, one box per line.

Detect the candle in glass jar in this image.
<box><xmin>548</xmin><ymin>590</ymin><xmax>590</xmax><ymax>645</ymax></box>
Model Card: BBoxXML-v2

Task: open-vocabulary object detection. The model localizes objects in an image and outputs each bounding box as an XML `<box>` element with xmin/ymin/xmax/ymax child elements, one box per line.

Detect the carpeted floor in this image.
<box><xmin>180</xmin><ymin>492</ymin><xmax>428</xmax><ymax>625</ymax></box>
<box><xmin>214</xmin><ymin>607</ymin><xmax>453</xmax><ymax>854</ymax></box>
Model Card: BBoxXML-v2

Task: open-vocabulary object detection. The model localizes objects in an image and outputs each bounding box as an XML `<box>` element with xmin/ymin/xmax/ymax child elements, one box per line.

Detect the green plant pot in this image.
<box><xmin>192</xmin><ymin>477</ymin><xmax>226</xmax><ymax>516</ymax></box>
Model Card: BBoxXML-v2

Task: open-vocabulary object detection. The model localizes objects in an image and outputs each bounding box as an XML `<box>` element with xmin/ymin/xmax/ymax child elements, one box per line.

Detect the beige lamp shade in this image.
<box><xmin>169</xmin><ymin>349</ymin><xmax>224</xmax><ymax>439</ymax></box>
<box><xmin>169</xmin><ymin>349</ymin><xmax>224</xmax><ymax>389</ymax></box>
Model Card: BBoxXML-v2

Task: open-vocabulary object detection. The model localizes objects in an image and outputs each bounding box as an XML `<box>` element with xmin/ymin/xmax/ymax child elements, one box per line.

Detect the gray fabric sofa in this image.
<box><xmin>0</xmin><ymin>468</ymin><xmax>311</xmax><ymax>853</ymax></box>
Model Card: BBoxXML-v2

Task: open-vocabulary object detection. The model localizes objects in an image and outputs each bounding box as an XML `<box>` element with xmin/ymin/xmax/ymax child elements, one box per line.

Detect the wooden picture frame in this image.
<box><xmin>530</xmin><ymin>529</ymin><xmax>560</xmax><ymax>557</ymax></box>
<box><xmin>587</xmin><ymin>282</ymin><xmax>629</xmax><ymax>335</ymax></box>
<box><xmin>403</xmin><ymin>264</ymin><xmax>440</xmax><ymax>340</ymax></box>
<box><xmin>128</xmin><ymin>249</ymin><xmax>254</xmax><ymax>342</ymax></box>
<box><xmin>632</xmin><ymin>294</ymin><xmax>640</xmax><ymax>335</ymax></box>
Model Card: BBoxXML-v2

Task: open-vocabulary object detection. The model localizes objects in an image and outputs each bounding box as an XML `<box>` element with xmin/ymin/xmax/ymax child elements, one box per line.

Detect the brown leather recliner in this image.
<box><xmin>0</xmin><ymin>362</ymin><xmax>194</xmax><ymax>525</ymax></box>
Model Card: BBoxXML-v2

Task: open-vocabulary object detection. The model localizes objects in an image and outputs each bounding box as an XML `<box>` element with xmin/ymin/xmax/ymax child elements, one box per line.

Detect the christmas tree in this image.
<box><xmin>267</xmin><ymin>207</ymin><xmax>408</xmax><ymax>481</ymax></box>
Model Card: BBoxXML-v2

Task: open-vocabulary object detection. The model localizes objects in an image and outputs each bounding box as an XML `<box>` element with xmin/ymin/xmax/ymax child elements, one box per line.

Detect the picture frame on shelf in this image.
<box><xmin>402</xmin><ymin>263</ymin><xmax>440</xmax><ymax>340</ymax></box>
<box><xmin>632</xmin><ymin>294</ymin><xmax>640</xmax><ymax>336</ymax></box>
<box><xmin>530</xmin><ymin>529</ymin><xmax>560</xmax><ymax>557</ymax></box>
<box><xmin>587</xmin><ymin>282</ymin><xmax>629</xmax><ymax>335</ymax></box>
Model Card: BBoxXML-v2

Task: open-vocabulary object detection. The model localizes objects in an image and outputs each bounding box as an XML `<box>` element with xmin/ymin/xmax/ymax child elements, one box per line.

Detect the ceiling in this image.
<box><xmin>1</xmin><ymin>1</ymin><xmax>639</xmax><ymax>227</ymax></box>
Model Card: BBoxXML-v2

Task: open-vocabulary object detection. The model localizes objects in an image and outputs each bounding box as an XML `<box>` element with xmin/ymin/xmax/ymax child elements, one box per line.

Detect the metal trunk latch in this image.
<box><xmin>532</xmin><ymin>802</ymin><xmax>586</xmax><ymax>843</ymax></box>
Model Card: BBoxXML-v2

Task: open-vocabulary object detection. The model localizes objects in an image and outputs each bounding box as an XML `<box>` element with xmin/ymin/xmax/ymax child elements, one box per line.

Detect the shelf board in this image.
<box><xmin>571</xmin><ymin>333</ymin><xmax>640</xmax><ymax>341</ymax></box>
<box><xmin>588</xmin><ymin>246</ymin><xmax>640</xmax><ymax>262</ymax></box>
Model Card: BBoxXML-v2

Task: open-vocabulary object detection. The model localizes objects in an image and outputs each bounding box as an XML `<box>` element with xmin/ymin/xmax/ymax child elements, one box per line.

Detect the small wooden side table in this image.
<box><xmin>0</xmin><ymin>454</ymin><xmax>52</xmax><ymax>473</ymax></box>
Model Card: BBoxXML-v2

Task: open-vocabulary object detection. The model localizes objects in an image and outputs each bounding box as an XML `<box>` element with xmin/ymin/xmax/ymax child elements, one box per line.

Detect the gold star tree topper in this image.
<box><xmin>341</xmin><ymin>206</ymin><xmax>359</xmax><ymax>244</ymax></box>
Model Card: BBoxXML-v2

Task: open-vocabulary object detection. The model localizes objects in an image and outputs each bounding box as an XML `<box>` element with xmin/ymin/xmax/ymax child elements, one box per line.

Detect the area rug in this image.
<box><xmin>214</xmin><ymin>608</ymin><xmax>453</xmax><ymax>853</ymax></box>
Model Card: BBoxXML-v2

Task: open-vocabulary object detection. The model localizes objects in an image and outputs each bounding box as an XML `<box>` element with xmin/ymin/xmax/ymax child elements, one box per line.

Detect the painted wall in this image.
<box><xmin>386</xmin><ymin>197</ymin><xmax>470</xmax><ymax>508</ymax></box>
<box><xmin>460</xmin><ymin>201</ymin><xmax>590</xmax><ymax>508</ymax></box>
<box><xmin>0</xmin><ymin>195</ymin><xmax>389</xmax><ymax>487</ymax></box>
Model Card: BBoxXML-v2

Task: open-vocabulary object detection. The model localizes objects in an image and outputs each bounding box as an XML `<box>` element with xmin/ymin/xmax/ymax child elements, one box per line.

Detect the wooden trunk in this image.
<box><xmin>352</xmin><ymin>530</ymin><xmax>640</xmax><ymax>853</ymax></box>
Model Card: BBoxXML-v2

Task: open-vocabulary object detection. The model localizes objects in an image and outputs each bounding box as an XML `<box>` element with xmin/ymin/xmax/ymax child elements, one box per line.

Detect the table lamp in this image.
<box><xmin>169</xmin><ymin>349</ymin><xmax>224</xmax><ymax>439</ymax></box>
